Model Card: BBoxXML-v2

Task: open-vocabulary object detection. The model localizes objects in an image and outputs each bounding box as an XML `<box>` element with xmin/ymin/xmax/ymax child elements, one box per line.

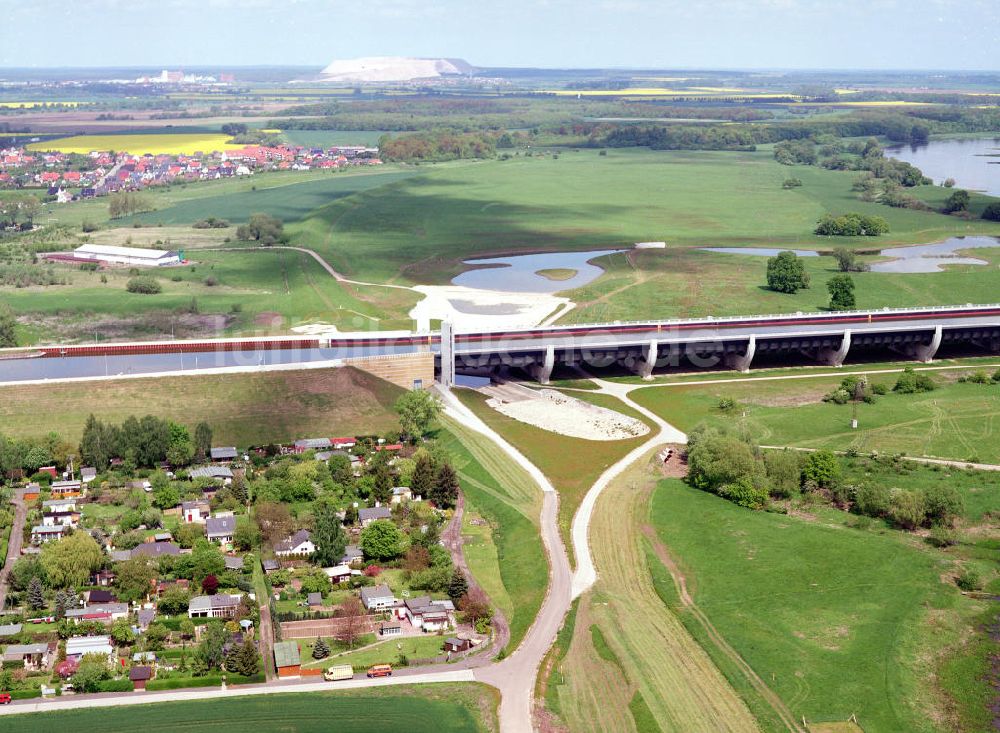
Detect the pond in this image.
<box><xmin>886</xmin><ymin>137</ymin><xmax>1000</xmax><ymax>196</ymax></box>
<box><xmin>451</xmin><ymin>249</ymin><xmax>624</xmax><ymax>293</ymax></box>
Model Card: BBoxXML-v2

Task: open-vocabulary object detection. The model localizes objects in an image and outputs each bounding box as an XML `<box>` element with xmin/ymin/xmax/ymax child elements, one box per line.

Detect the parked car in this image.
<box><xmin>323</xmin><ymin>664</ymin><xmax>353</xmax><ymax>682</ymax></box>
<box><xmin>366</xmin><ymin>664</ymin><xmax>392</xmax><ymax>678</ymax></box>
<box><xmin>0</xmin><ymin>693</ymin><xmax>12</xmax><ymax>705</ymax></box>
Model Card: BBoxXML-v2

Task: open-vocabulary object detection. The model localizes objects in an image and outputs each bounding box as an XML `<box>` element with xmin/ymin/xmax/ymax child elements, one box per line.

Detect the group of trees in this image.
<box><xmin>814</xmin><ymin>212</ymin><xmax>889</xmax><ymax>237</ymax></box>
<box><xmin>685</xmin><ymin>425</ymin><xmax>964</xmax><ymax>530</ymax></box>
<box><xmin>765</xmin><ymin>250</ymin><xmax>858</xmax><ymax>309</ymax></box>
<box><xmin>0</xmin><ymin>194</ymin><xmax>40</xmax><ymax>231</ymax></box>
<box><xmin>378</xmin><ymin>130</ymin><xmax>497</xmax><ymax>162</ymax></box>
<box><xmin>108</xmin><ymin>191</ymin><xmax>152</xmax><ymax>219</ymax></box>
<box><xmin>0</xmin><ymin>429</ymin><xmax>69</xmax><ymax>478</ymax></box>
<box><xmin>80</xmin><ymin>413</ymin><xmax>212</xmax><ymax>469</ymax></box>
<box><xmin>235</xmin><ymin>213</ymin><xmax>286</xmax><ymax>245</ymax></box>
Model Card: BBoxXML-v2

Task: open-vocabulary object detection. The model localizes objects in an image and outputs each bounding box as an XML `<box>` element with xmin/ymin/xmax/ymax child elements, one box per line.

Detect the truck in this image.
<box><xmin>323</xmin><ymin>665</ymin><xmax>354</xmax><ymax>682</ymax></box>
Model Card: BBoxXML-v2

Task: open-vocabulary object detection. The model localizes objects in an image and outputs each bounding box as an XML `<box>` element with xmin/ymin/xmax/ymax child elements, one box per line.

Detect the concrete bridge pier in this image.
<box><xmin>893</xmin><ymin>325</ymin><xmax>942</xmax><ymax>363</ymax></box>
<box><xmin>629</xmin><ymin>340</ymin><xmax>658</xmax><ymax>380</ymax></box>
<box><xmin>817</xmin><ymin>330</ymin><xmax>851</xmax><ymax>367</ymax></box>
<box><xmin>530</xmin><ymin>345</ymin><xmax>556</xmax><ymax>385</ymax></box>
<box><xmin>725</xmin><ymin>335</ymin><xmax>756</xmax><ymax>373</ymax></box>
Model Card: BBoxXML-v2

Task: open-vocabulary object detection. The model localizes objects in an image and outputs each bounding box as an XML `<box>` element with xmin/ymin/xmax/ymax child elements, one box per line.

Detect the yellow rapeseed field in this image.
<box><xmin>0</xmin><ymin>101</ymin><xmax>81</xmax><ymax>108</ymax></box>
<box><xmin>27</xmin><ymin>133</ymin><xmax>245</xmax><ymax>155</ymax></box>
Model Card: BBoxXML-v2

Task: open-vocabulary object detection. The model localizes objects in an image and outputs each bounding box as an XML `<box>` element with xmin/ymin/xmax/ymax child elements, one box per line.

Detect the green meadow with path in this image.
<box><xmin>631</xmin><ymin>367</ymin><xmax>1000</xmax><ymax>463</ymax></box>
<box><xmin>647</xmin><ymin>478</ymin><xmax>991</xmax><ymax>733</ymax></box>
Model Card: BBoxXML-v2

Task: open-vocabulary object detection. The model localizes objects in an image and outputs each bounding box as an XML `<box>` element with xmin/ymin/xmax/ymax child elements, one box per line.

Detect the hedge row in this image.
<box><xmin>145</xmin><ymin>672</ymin><xmax>264</xmax><ymax>691</ymax></box>
<box><xmin>96</xmin><ymin>679</ymin><xmax>134</xmax><ymax>693</ymax></box>
<box><xmin>8</xmin><ymin>688</ymin><xmax>41</xmax><ymax>700</ymax></box>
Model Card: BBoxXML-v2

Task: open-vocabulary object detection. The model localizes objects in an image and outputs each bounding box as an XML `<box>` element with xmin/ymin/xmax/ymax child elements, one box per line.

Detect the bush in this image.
<box><xmin>852</xmin><ymin>482</ymin><xmax>892</xmax><ymax>518</ymax></box>
<box><xmin>763</xmin><ymin>450</ymin><xmax>802</xmax><ymax>498</ymax></box>
<box><xmin>893</xmin><ymin>366</ymin><xmax>936</xmax><ymax>394</ymax></box>
<box><xmin>889</xmin><ymin>489</ymin><xmax>926</xmax><ymax>530</ymax></box>
<box><xmin>203</xmin><ymin>276</ymin><xmax>218</xmax><ymax>287</ymax></box>
<box><xmin>96</xmin><ymin>678</ymin><xmax>133</xmax><ymax>692</ymax></box>
<box><xmin>126</xmin><ymin>276</ymin><xmax>162</xmax><ymax>295</ymax></box>
<box><xmin>717</xmin><ymin>476</ymin><xmax>769</xmax><ymax>509</ymax></box>
<box><xmin>983</xmin><ymin>202</ymin><xmax>1000</xmax><ymax>221</ymax></box>
<box><xmin>927</xmin><ymin>525</ymin><xmax>957</xmax><ymax>548</ymax></box>
<box><xmin>782</xmin><ymin>178</ymin><xmax>803</xmax><ymax>189</ymax></box>
<box><xmin>924</xmin><ymin>484</ymin><xmax>964</xmax><ymax>527</ymax></box>
<box><xmin>802</xmin><ymin>450</ymin><xmax>841</xmax><ymax>489</ymax></box>
<box><xmin>955</xmin><ymin>568</ymin><xmax>982</xmax><ymax>592</ymax></box>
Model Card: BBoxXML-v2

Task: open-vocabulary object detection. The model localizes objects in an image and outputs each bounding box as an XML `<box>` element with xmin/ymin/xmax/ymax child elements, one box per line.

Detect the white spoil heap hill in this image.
<box><xmin>317</xmin><ymin>57</ymin><xmax>473</xmax><ymax>83</ymax></box>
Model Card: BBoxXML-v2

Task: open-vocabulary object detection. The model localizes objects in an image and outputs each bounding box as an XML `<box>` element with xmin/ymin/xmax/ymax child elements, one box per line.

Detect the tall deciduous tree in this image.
<box><xmin>826</xmin><ymin>274</ymin><xmax>856</xmax><ymax>310</ymax></box>
<box><xmin>766</xmin><ymin>251</ymin><xmax>810</xmax><ymax>293</ymax></box>
<box><xmin>41</xmin><ymin>532</ymin><xmax>104</xmax><ymax>588</ymax></box>
<box><xmin>394</xmin><ymin>390</ymin><xmax>441</xmax><ymax>440</ymax></box>
<box><xmin>335</xmin><ymin>597</ymin><xmax>365</xmax><ymax>649</ymax></box>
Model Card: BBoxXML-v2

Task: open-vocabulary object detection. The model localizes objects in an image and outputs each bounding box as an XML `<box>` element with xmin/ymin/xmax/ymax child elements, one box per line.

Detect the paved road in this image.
<box><xmin>438</xmin><ymin>387</ymin><xmax>572</xmax><ymax>733</ymax></box>
<box><xmin>0</xmin><ymin>488</ymin><xmax>28</xmax><ymax>612</ymax></box>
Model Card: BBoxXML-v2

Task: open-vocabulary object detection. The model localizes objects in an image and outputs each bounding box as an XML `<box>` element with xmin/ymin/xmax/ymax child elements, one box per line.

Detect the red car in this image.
<box><xmin>0</xmin><ymin>693</ymin><xmax>12</xmax><ymax>705</ymax></box>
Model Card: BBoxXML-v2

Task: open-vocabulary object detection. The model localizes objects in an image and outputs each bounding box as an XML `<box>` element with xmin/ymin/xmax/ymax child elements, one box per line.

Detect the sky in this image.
<box><xmin>2</xmin><ymin>0</ymin><xmax>999</xmax><ymax>71</ymax></box>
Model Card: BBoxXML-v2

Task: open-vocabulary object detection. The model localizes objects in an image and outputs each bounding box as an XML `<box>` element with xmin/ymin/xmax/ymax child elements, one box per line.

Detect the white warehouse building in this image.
<box><xmin>73</xmin><ymin>243</ymin><xmax>181</xmax><ymax>267</ymax></box>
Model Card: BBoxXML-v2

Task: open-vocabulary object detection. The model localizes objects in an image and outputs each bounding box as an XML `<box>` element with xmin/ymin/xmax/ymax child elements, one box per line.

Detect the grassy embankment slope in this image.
<box><xmin>631</xmin><ymin>367</ymin><xmax>1000</xmax><ymax>463</ymax></box>
<box><xmin>0</xmin><ymin>366</ymin><xmax>401</xmax><ymax>446</ymax></box>
<box><xmin>438</xmin><ymin>416</ymin><xmax>548</xmax><ymax>653</ymax></box>
<box><xmin>452</xmin><ymin>388</ymin><xmax>656</xmax><ymax>564</ymax></box>
<box><xmin>647</xmin><ymin>477</ymin><xmax>992</xmax><ymax>732</ymax></box>
<box><xmin>0</xmin><ymin>685</ymin><xmax>498</xmax><ymax>733</ymax></box>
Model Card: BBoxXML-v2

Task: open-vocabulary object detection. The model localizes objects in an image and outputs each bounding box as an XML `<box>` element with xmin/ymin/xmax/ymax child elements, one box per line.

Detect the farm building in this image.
<box><xmin>273</xmin><ymin>641</ymin><xmax>302</xmax><ymax>678</ymax></box>
<box><xmin>70</xmin><ymin>244</ymin><xmax>181</xmax><ymax>267</ymax></box>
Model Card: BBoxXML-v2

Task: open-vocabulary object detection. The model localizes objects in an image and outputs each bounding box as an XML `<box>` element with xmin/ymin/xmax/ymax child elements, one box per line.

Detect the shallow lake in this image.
<box><xmin>886</xmin><ymin>137</ymin><xmax>1000</xmax><ymax>196</ymax></box>
<box><xmin>452</xmin><ymin>249</ymin><xmax>624</xmax><ymax>293</ymax></box>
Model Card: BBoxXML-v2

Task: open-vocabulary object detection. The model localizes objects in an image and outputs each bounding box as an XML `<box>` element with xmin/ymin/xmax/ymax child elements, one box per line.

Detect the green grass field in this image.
<box><xmin>647</xmin><ymin>478</ymin><xmax>983</xmax><ymax>732</ymax></box>
<box><xmin>0</xmin><ymin>685</ymin><xmax>497</xmax><ymax>733</ymax></box>
<box><xmin>4</xmin><ymin>247</ymin><xmax>419</xmax><ymax>343</ymax></box>
<box><xmin>438</xmin><ymin>418</ymin><xmax>548</xmax><ymax>654</ymax></box>
<box><xmin>287</xmin><ymin>147</ymin><xmax>999</xmax><ymax>286</ymax></box>
<box><xmin>0</xmin><ymin>366</ymin><xmax>402</xmax><ymax>446</ymax></box>
<box><xmin>631</xmin><ymin>368</ymin><xmax>1000</xmax><ymax>463</ymax></box>
<box><xmin>127</xmin><ymin>168</ymin><xmax>416</xmax><ymax>227</ymax></box>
